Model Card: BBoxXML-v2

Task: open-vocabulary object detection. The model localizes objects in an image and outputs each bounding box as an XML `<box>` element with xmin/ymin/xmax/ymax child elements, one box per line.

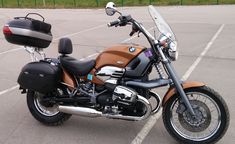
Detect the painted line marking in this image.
<box><xmin>0</xmin><ymin>47</ymin><xmax>23</xmax><ymax>55</ymax></box>
<box><xmin>53</xmin><ymin>24</ymin><xmax>106</xmax><ymax>41</ymax></box>
<box><xmin>130</xmin><ymin>24</ymin><xmax>225</xmax><ymax>144</ymax></box>
<box><xmin>181</xmin><ymin>24</ymin><xmax>225</xmax><ymax>81</ymax></box>
<box><xmin>131</xmin><ymin>108</ymin><xmax>162</xmax><ymax>144</ymax></box>
<box><xmin>0</xmin><ymin>85</ymin><xmax>19</xmax><ymax>96</ymax></box>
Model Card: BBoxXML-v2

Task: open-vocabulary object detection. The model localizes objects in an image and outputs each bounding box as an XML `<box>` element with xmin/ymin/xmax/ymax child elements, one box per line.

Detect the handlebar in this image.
<box><xmin>108</xmin><ymin>15</ymin><xmax>132</xmax><ymax>27</ymax></box>
<box><xmin>108</xmin><ymin>20</ymin><xmax>120</xmax><ymax>27</ymax></box>
<box><xmin>108</xmin><ymin>15</ymin><xmax>156</xmax><ymax>47</ymax></box>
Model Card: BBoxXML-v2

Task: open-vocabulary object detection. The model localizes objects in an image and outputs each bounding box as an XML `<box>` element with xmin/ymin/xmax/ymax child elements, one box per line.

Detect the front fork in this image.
<box><xmin>164</xmin><ymin>61</ymin><xmax>195</xmax><ymax>115</ymax></box>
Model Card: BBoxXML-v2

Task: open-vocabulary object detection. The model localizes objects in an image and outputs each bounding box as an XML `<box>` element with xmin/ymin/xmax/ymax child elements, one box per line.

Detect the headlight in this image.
<box><xmin>169</xmin><ymin>41</ymin><xmax>177</xmax><ymax>51</ymax></box>
<box><xmin>168</xmin><ymin>49</ymin><xmax>178</xmax><ymax>61</ymax></box>
<box><xmin>168</xmin><ymin>41</ymin><xmax>178</xmax><ymax>61</ymax></box>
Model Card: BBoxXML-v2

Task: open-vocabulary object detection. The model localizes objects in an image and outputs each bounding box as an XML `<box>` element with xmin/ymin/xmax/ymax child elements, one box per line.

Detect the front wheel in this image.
<box><xmin>27</xmin><ymin>90</ymin><xmax>71</xmax><ymax>126</ymax></box>
<box><xmin>162</xmin><ymin>86</ymin><xmax>229</xmax><ymax>144</ymax></box>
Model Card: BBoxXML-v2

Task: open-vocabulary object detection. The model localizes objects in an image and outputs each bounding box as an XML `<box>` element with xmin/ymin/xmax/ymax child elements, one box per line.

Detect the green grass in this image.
<box><xmin>0</xmin><ymin>0</ymin><xmax>235</xmax><ymax>8</ymax></box>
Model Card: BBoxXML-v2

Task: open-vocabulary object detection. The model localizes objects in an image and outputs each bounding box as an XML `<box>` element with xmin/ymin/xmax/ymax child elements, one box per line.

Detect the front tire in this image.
<box><xmin>27</xmin><ymin>90</ymin><xmax>71</xmax><ymax>126</ymax></box>
<box><xmin>162</xmin><ymin>86</ymin><xmax>229</xmax><ymax>144</ymax></box>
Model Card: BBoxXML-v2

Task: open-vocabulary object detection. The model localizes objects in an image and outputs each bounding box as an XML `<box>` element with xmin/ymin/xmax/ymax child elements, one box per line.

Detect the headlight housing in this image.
<box><xmin>168</xmin><ymin>41</ymin><xmax>178</xmax><ymax>61</ymax></box>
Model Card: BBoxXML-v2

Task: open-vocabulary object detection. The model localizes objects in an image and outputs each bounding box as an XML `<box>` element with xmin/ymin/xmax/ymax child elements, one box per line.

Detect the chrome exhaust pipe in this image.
<box><xmin>58</xmin><ymin>95</ymin><xmax>152</xmax><ymax>121</ymax></box>
<box><xmin>58</xmin><ymin>106</ymin><xmax>102</xmax><ymax>117</ymax></box>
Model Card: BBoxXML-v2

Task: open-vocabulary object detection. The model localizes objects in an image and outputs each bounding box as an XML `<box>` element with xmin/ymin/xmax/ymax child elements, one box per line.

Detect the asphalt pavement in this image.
<box><xmin>0</xmin><ymin>5</ymin><xmax>234</xmax><ymax>144</ymax></box>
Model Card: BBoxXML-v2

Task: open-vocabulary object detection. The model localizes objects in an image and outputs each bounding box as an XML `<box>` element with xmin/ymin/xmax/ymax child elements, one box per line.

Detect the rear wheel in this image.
<box><xmin>27</xmin><ymin>90</ymin><xmax>71</xmax><ymax>126</ymax></box>
<box><xmin>162</xmin><ymin>86</ymin><xmax>229</xmax><ymax>144</ymax></box>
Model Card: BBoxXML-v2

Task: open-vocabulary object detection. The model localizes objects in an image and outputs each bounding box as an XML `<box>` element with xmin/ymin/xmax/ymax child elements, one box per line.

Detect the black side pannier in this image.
<box><xmin>3</xmin><ymin>13</ymin><xmax>52</xmax><ymax>48</ymax></box>
<box><xmin>18</xmin><ymin>61</ymin><xmax>61</xmax><ymax>93</ymax></box>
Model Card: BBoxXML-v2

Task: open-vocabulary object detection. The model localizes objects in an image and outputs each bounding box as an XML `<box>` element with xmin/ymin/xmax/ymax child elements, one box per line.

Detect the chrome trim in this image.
<box><xmin>60</xmin><ymin>82</ymin><xmax>75</xmax><ymax>89</ymax></box>
<box><xmin>58</xmin><ymin>95</ymin><xmax>152</xmax><ymax>121</ymax></box>
<box><xmin>113</xmin><ymin>86</ymin><xmax>137</xmax><ymax>99</ymax></box>
<box><xmin>58</xmin><ymin>106</ymin><xmax>102</xmax><ymax>117</ymax></box>
<box><xmin>34</xmin><ymin>92</ymin><xmax>59</xmax><ymax>117</ymax></box>
<box><xmin>149</xmin><ymin>91</ymin><xmax>162</xmax><ymax>114</ymax></box>
<box><xmin>105</xmin><ymin>79</ymin><xmax>117</xmax><ymax>84</ymax></box>
<box><xmin>96</xmin><ymin>66</ymin><xmax>124</xmax><ymax>76</ymax></box>
<box><xmin>168</xmin><ymin>50</ymin><xmax>178</xmax><ymax>61</ymax></box>
<box><xmin>9</xmin><ymin>27</ymin><xmax>52</xmax><ymax>41</ymax></box>
<box><xmin>24</xmin><ymin>47</ymin><xmax>46</xmax><ymax>62</ymax></box>
<box><xmin>105</xmin><ymin>95</ymin><xmax>152</xmax><ymax>121</ymax></box>
<box><xmin>96</xmin><ymin>66</ymin><xmax>125</xmax><ymax>81</ymax></box>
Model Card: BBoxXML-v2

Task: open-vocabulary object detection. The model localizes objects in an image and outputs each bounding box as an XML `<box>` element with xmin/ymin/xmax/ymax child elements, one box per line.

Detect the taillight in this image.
<box><xmin>3</xmin><ymin>26</ymin><xmax>12</xmax><ymax>35</ymax></box>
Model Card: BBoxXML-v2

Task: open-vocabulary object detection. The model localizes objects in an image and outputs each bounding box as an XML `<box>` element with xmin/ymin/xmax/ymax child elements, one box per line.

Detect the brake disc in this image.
<box><xmin>178</xmin><ymin>100</ymin><xmax>211</xmax><ymax>132</ymax></box>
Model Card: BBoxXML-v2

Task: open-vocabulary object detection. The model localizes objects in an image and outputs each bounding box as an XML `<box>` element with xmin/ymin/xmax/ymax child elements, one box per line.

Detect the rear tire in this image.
<box><xmin>27</xmin><ymin>90</ymin><xmax>71</xmax><ymax>126</ymax></box>
<box><xmin>162</xmin><ymin>86</ymin><xmax>229</xmax><ymax>144</ymax></box>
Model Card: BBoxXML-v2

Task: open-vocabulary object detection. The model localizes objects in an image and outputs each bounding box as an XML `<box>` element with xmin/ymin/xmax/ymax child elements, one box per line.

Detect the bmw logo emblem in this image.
<box><xmin>129</xmin><ymin>47</ymin><xmax>136</xmax><ymax>53</ymax></box>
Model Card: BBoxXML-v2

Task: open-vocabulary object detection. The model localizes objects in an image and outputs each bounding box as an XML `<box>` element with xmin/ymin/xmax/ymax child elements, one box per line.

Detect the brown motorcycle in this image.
<box><xmin>3</xmin><ymin>2</ymin><xmax>229</xmax><ymax>144</ymax></box>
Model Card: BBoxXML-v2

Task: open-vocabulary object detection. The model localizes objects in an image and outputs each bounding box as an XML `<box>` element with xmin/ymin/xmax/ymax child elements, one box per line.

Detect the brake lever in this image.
<box><xmin>129</xmin><ymin>24</ymin><xmax>140</xmax><ymax>37</ymax></box>
<box><xmin>129</xmin><ymin>30</ymin><xmax>135</xmax><ymax>36</ymax></box>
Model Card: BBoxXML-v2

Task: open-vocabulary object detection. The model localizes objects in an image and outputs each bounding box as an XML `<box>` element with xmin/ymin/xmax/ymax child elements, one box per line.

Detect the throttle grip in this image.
<box><xmin>108</xmin><ymin>20</ymin><xmax>120</xmax><ymax>27</ymax></box>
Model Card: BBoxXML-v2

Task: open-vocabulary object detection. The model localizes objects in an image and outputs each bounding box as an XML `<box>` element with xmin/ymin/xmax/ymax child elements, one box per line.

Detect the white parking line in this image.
<box><xmin>181</xmin><ymin>24</ymin><xmax>225</xmax><ymax>81</ymax></box>
<box><xmin>0</xmin><ymin>85</ymin><xmax>19</xmax><ymax>96</ymax></box>
<box><xmin>131</xmin><ymin>108</ymin><xmax>162</xmax><ymax>144</ymax></box>
<box><xmin>130</xmin><ymin>24</ymin><xmax>225</xmax><ymax>144</ymax></box>
<box><xmin>0</xmin><ymin>47</ymin><xmax>23</xmax><ymax>55</ymax></box>
<box><xmin>53</xmin><ymin>24</ymin><xmax>106</xmax><ymax>41</ymax></box>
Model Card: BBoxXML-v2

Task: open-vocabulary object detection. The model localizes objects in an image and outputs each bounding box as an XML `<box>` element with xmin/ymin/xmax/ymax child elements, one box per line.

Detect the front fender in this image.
<box><xmin>162</xmin><ymin>81</ymin><xmax>205</xmax><ymax>106</ymax></box>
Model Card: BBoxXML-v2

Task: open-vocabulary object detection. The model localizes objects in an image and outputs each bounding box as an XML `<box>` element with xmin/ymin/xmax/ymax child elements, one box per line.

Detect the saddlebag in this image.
<box><xmin>17</xmin><ymin>61</ymin><xmax>61</xmax><ymax>93</ymax></box>
<box><xmin>3</xmin><ymin>13</ymin><xmax>52</xmax><ymax>48</ymax></box>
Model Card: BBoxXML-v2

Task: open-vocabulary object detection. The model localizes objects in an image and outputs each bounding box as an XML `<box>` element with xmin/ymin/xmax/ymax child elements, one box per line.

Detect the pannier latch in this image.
<box><xmin>19</xmin><ymin>86</ymin><xmax>27</xmax><ymax>94</ymax></box>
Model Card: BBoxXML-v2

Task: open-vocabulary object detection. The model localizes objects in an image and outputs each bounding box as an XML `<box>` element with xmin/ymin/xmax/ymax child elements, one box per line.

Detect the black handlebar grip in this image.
<box><xmin>108</xmin><ymin>20</ymin><xmax>120</xmax><ymax>27</ymax></box>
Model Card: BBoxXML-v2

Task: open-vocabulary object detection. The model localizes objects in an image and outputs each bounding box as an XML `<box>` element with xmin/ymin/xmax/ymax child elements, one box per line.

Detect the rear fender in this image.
<box><xmin>162</xmin><ymin>81</ymin><xmax>205</xmax><ymax>106</ymax></box>
<box><xmin>62</xmin><ymin>69</ymin><xmax>76</xmax><ymax>90</ymax></box>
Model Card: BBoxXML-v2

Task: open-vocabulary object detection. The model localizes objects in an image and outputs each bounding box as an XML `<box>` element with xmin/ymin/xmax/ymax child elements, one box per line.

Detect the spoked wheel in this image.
<box><xmin>163</xmin><ymin>86</ymin><xmax>229</xmax><ymax>144</ymax></box>
<box><xmin>27</xmin><ymin>90</ymin><xmax>71</xmax><ymax>126</ymax></box>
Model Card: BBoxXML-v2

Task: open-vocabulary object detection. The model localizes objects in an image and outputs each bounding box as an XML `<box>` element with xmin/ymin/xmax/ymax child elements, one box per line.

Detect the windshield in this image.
<box><xmin>148</xmin><ymin>5</ymin><xmax>176</xmax><ymax>42</ymax></box>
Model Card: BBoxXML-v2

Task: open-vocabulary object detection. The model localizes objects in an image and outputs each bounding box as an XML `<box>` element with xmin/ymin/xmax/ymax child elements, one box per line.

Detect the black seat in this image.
<box><xmin>60</xmin><ymin>56</ymin><xmax>95</xmax><ymax>77</ymax></box>
<box><xmin>58</xmin><ymin>37</ymin><xmax>95</xmax><ymax>76</ymax></box>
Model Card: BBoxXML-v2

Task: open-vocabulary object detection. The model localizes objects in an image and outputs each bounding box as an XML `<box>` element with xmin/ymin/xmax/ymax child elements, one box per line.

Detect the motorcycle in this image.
<box><xmin>2</xmin><ymin>2</ymin><xmax>229</xmax><ymax>144</ymax></box>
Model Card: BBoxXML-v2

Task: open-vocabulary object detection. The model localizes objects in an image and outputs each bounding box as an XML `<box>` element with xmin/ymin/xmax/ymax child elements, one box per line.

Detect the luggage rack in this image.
<box><xmin>24</xmin><ymin>46</ymin><xmax>46</xmax><ymax>62</ymax></box>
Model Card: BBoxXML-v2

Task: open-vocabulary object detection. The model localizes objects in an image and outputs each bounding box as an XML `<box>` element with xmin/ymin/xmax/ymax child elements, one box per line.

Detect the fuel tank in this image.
<box><xmin>90</xmin><ymin>44</ymin><xmax>146</xmax><ymax>85</ymax></box>
<box><xmin>95</xmin><ymin>44</ymin><xmax>145</xmax><ymax>69</ymax></box>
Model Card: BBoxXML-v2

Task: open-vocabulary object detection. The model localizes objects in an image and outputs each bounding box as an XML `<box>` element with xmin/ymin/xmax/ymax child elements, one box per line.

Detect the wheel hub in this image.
<box><xmin>34</xmin><ymin>92</ymin><xmax>59</xmax><ymax>117</ymax></box>
<box><xmin>178</xmin><ymin>100</ymin><xmax>211</xmax><ymax>132</ymax></box>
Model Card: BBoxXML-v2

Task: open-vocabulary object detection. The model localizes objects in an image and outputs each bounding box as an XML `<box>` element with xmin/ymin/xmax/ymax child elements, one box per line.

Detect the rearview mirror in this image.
<box><xmin>105</xmin><ymin>2</ymin><xmax>117</xmax><ymax>16</ymax></box>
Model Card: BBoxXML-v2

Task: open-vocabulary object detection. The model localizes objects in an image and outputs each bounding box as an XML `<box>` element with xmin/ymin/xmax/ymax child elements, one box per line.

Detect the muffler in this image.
<box><xmin>58</xmin><ymin>95</ymin><xmax>152</xmax><ymax>121</ymax></box>
<box><xmin>58</xmin><ymin>106</ymin><xmax>102</xmax><ymax>117</ymax></box>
